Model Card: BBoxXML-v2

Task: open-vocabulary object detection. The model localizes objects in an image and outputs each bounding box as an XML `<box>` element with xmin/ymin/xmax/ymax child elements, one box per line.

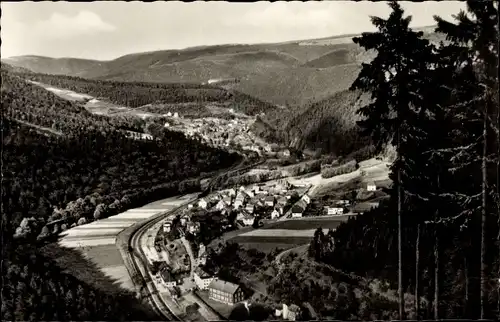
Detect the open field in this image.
<box><xmin>230</xmin><ymin>234</ymin><xmax>319</xmax><ymax>249</ymax></box>
<box><xmin>48</xmin><ymin>194</ymin><xmax>196</xmax><ymax>293</ymax></box>
<box><xmin>287</xmin><ymin>157</ymin><xmax>390</xmax><ymax>197</ymax></box>
<box><xmin>239</xmin><ymin>228</ymin><xmax>329</xmax><ymax>237</ymax></box>
<box><xmin>263</xmin><ymin>218</ymin><xmax>345</xmax><ymax>230</ymax></box>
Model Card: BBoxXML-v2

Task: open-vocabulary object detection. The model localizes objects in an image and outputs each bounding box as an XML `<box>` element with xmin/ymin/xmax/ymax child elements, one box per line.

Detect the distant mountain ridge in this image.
<box><xmin>2</xmin><ymin>25</ymin><xmax>444</xmax><ymax>108</ymax></box>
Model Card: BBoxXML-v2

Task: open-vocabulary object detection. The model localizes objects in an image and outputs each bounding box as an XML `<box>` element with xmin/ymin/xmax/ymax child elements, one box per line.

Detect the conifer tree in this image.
<box><xmin>350</xmin><ymin>1</ymin><xmax>434</xmax><ymax>318</ymax></box>
<box><xmin>435</xmin><ymin>2</ymin><xmax>499</xmax><ymax>317</ymax></box>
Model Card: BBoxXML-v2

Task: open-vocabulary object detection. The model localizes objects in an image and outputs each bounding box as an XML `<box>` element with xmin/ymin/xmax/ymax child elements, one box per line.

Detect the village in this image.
<box><xmin>161</xmin><ymin>112</ymin><xmax>291</xmax><ymax>157</ymax></box>
<box><xmin>138</xmin><ymin>173</ymin><xmax>391</xmax><ymax>320</ymax></box>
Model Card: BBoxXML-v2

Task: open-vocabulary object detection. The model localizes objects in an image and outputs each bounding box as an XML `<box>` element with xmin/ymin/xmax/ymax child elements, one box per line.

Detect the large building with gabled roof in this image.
<box><xmin>208</xmin><ymin>279</ymin><xmax>245</xmax><ymax>305</ymax></box>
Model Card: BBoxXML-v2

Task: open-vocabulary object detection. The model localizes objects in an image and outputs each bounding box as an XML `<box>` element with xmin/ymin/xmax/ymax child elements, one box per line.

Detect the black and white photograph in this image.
<box><xmin>1</xmin><ymin>1</ymin><xmax>499</xmax><ymax>321</ymax></box>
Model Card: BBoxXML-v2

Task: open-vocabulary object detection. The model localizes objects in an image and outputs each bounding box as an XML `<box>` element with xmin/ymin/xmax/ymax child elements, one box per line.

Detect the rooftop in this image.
<box><xmin>195</xmin><ymin>266</ymin><xmax>212</xmax><ymax>279</ymax></box>
<box><xmin>208</xmin><ymin>279</ymin><xmax>240</xmax><ymax>295</ymax></box>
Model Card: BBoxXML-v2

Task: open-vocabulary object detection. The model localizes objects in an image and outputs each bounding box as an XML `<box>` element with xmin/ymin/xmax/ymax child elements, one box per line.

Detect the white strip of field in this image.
<box><xmin>55</xmin><ymin>193</ymin><xmax>196</xmax><ymax>292</ymax></box>
<box><xmin>70</xmin><ymin>221</ymin><xmax>138</xmax><ymax>229</ymax></box>
<box><xmin>62</xmin><ymin>228</ymin><xmax>124</xmax><ymax>237</ymax></box>
<box><xmin>113</xmin><ymin>210</ymin><xmax>163</xmax><ymax>219</ymax></box>
<box><xmin>239</xmin><ymin>228</ymin><xmax>329</xmax><ymax>238</ymax></box>
<box><xmin>59</xmin><ymin>237</ymin><xmax>117</xmax><ymax>248</ymax></box>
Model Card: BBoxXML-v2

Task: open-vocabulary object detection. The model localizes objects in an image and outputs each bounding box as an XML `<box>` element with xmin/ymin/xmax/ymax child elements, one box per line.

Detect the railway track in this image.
<box><xmin>128</xmin><ymin>201</ymin><xmax>194</xmax><ymax>320</ymax></box>
<box><xmin>124</xmin><ymin>158</ymin><xmax>265</xmax><ymax>320</ymax></box>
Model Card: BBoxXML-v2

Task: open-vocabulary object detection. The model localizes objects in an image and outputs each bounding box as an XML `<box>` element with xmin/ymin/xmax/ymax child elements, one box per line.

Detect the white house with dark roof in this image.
<box><xmin>326</xmin><ymin>206</ymin><xmax>344</xmax><ymax>216</ymax></box>
<box><xmin>234</xmin><ymin>192</ymin><xmax>248</xmax><ymax>209</ymax></box>
<box><xmin>271</xmin><ymin>209</ymin><xmax>280</xmax><ymax>219</ymax></box>
<box><xmin>208</xmin><ymin>279</ymin><xmax>245</xmax><ymax>305</ymax></box>
<box><xmin>194</xmin><ymin>267</ymin><xmax>215</xmax><ymax>290</ymax></box>
<box><xmin>291</xmin><ymin>204</ymin><xmax>305</xmax><ymax>218</ymax></box>
<box><xmin>245</xmin><ymin>203</ymin><xmax>255</xmax><ymax>214</ymax></box>
<box><xmin>366</xmin><ymin>181</ymin><xmax>377</xmax><ymax>192</ymax></box>
<box><xmin>198</xmin><ymin>198</ymin><xmax>208</xmax><ymax>209</ymax></box>
<box><xmin>264</xmin><ymin>196</ymin><xmax>276</xmax><ymax>207</ymax></box>
<box><xmin>302</xmin><ymin>194</ymin><xmax>311</xmax><ymax>204</ymax></box>
<box><xmin>216</xmin><ymin>199</ymin><xmax>228</xmax><ymax>210</ymax></box>
<box><xmin>159</xmin><ymin>269</ymin><xmax>177</xmax><ymax>287</ymax></box>
<box><xmin>242</xmin><ymin>211</ymin><xmax>255</xmax><ymax>226</ymax></box>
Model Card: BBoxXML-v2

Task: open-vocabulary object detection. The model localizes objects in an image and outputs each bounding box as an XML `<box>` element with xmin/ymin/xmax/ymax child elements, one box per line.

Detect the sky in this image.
<box><xmin>1</xmin><ymin>1</ymin><xmax>466</xmax><ymax>61</ymax></box>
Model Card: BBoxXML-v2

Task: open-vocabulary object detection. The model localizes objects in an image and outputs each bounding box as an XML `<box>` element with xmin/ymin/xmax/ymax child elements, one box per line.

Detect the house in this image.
<box><xmin>234</xmin><ymin>193</ymin><xmax>248</xmax><ymax>209</ymax></box>
<box><xmin>211</xmin><ymin>194</ymin><xmax>222</xmax><ymax>202</ymax></box>
<box><xmin>188</xmin><ymin>204</ymin><xmax>194</xmax><ymax>209</ymax></box>
<box><xmin>180</xmin><ymin>215</ymin><xmax>189</xmax><ymax>226</ymax></box>
<box><xmin>352</xmin><ymin>202</ymin><xmax>380</xmax><ymax>215</ymax></box>
<box><xmin>337</xmin><ymin>199</ymin><xmax>351</xmax><ymax>206</ymax></box>
<box><xmin>208</xmin><ymin>279</ymin><xmax>245</xmax><ymax>305</ymax></box>
<box><xmin>374</xmin><ymin>179</ymin><xmax>393</xmax><ymax>189</ymax></box>
<box><xmin>198</xmin><ymin>199</ymin><xmax>208</xmax><ymax>209</ymax></box>
<box><xmin>245</xmin><ymin>203</ymin><xmax>255</xmax><ymax>214</ymax></box>
<box><xmin>252</xmin><ymin>185</ymin><xmax>261</xmax><ymax>193</ymax></box>
<box><xmin>166</xmin><ymin>112</ymin><xmax>173</xmax><ymax>117</ymax></box>
<box><xmin>221</xmin><ymin>207</ymin><xmax>232</xmax><ymax>217</ymax></box>
<box><xmin>173</xmin><ymin>112</ymin><xmax>179</xmax><ymax>118</ymax></box>
<box><xmin>277</xmin><ymin>196</ymin><xmax>288</xmax><ymax>206</ymax></box>
<box><xmin>326</xmin><ymin>207</ymin><xmax>344</xmax><ymax>216</ymax></box>
<box><xmin>242</xmin><ymin>211</ymin><xmax>256</xmax><ymax>226</ymax></box>
<box><xmin>291</xmin><ymin>205</ymin><xmax>305</xmax><ymax>218</ymax></box>
<box><xmin>366</xmin><ymin>181</ymin><xmax>377</xmax><ymax>192</ymax></box>
<box><xmin>271</xmin><ymin>209</ymin><xmax>280</xmax><ymax>219</ymax></box>
<box><xmin>222</xmin><ymin>196</ymin><xmax>232</xmax><ymax>205</ymax></box>
<box><xmin>245</xmin><ymin>190</ymin><xmax>255</xmax><ymax>198</ymax></box>
<box><xmin>194</xmin><ymin>267</ymin><xmax>215</xmax><ymax>290</ymax></box>
<box><xmin>302</xmin><ymin>194</ymin><xmax>311</xmax><ymax>204</ymax></box>
<box><xmin>198</xmin><ymin>252</ymin><xmax>208</xmax><ymax>266</ymax></box>
<box><xmin>227</xmin><ymin>188</ymin><xmax>237</xmax><ymax>197</ymax></box>
<box><xmin>216</xmin><ymin>200</ymin><xmax>228</xmax><ymax>211</ymax></box>
<box><xmin>296</xmin><ymin>199</ymin><xmax>308</xmax><ymax>210</ymax></box>
<box><xmin>281</xmin><ymin>149</ymin><xmax>291</xmax><ymax>157</ymax></box>
<box><xmin>163</xmin><ymin>222</ymin><xmax>172</xmax><ymax>233</ymax></box>
<box><xmin>239</xmin><ymin>186</ymin><xmax>246</xmax><ymax>191</ymax></box>
<box><xmin>160</xmin><ymin>268</ymin><xmax>177</xmax><ymax>287</ymax></box>
<box><xmin>264</xmin><ymin>196</ymin><xmax>276</xmax><ymax>207</ymax></box>
<box><xmin>187</xmin><ymin>221</ymin><xmax>200</xmax><ymax>234</ymax></box>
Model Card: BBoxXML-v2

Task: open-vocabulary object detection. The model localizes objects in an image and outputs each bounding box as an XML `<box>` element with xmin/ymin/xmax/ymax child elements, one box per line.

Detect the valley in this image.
<box><xmin>2</xmin><ymin>1</ymin><xmax>498</xmax><ymax>321</ymax></box>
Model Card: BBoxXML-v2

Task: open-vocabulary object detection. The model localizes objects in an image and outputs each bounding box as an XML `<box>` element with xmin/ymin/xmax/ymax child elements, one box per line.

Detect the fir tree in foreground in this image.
<box><xmin>349</xmin><ymin>1</ymin><xmax>435</xmax><ymax>318</ymax></box>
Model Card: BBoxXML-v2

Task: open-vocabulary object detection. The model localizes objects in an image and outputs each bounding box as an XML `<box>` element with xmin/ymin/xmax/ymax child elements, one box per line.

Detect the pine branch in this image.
<box><xmin>424</xmin><ymin>208</ymin><xmax>474</xmax><ymax>226</ymax></box>
<box><xmin>422</xmin><ymin>141</ymin><xmax>481</xmax><ymax>155</ymax></box>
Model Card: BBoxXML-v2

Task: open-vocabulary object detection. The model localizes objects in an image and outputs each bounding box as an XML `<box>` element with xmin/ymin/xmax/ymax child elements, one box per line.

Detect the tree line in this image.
<box><xmin>13</xmin><ymin>71</ymin><xmax>279</xmax><ymax>116</ymax></box>
<box><xmin>309</xmin><ymin>1</ymin><xmax>499</xmax><ymax>320</ymax></box>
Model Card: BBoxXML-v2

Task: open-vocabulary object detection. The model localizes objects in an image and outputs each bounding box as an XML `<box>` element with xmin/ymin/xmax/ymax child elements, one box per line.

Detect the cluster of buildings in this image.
<box><xmin>160</xmin><ymin>113</ymin><xmax>291</xmax><ymax>157</ymax></box>
<box><xmin>195</xmin><ymin>180</ymin><xmax>303</xmax><ymax>226</ymax></box>
<box><xmin>317</xmin><ymin>179</ymin><xmax>392</xmax><ymax>217</ymax></box>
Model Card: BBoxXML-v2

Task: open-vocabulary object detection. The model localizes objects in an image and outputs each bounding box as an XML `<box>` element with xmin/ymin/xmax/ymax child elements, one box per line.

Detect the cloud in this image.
<box><xmin>34</xmin><ymin>10</ymin><xmax>116</xmax><ymax>39</ymax></box>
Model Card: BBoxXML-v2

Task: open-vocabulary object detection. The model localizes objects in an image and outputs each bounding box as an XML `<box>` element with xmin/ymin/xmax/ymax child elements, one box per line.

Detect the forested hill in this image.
<box><xmin>1</xmin><ymin>67</ymin><xmax>241</xmax><ymax>320</ymax></box>
<box><xmin>2</xmin><ymin>26</ymin><xmax>442</xmax><ymax>108</ymax></box>
<box><xmin>251</xmin><ymin>89</ymin><xmax>374</xmax><ymax>157</ymax></box>
<box><xmin>14</xmin><ymin>72</ymin><xmax>279</xmax><ymax>116</ymax></box>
